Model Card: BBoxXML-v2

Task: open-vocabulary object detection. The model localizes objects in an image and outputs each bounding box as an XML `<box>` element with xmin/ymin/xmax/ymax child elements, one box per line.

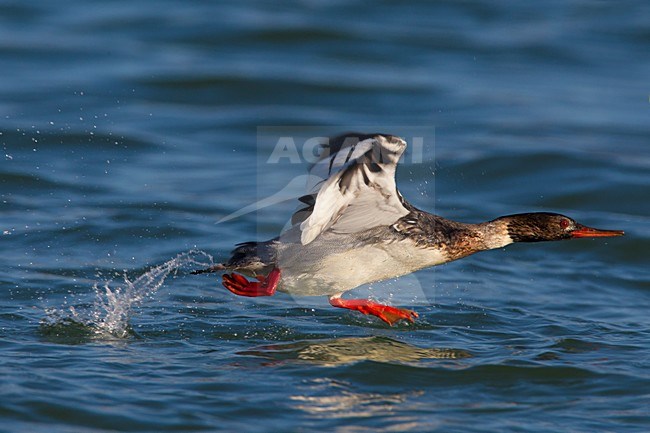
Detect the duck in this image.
<box><xmin>193</xmin><ymin>133</ymin><xmax>624</xmax><ymax>325</ymax></box>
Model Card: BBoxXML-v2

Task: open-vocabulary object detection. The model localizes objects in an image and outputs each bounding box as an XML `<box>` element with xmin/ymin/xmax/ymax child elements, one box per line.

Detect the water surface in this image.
<box><xmin>1</xmin><ymin>1</ymin><xmax>649</xmax><ymax>432</ymax></box>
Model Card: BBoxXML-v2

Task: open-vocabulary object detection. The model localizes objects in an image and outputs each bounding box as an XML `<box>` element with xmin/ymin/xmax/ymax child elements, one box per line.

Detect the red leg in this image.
<box><xmin>222</xmin><ymin>268</ymin><xmax>281</xmax><ymax>297</ymax></box>
<box><xmin>328</xmin><ymin>294</ymin><xmax>418</xmax><ymax>326</ymax></box>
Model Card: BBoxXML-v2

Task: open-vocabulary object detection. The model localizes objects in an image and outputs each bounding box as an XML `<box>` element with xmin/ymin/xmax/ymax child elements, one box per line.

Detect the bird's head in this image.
<box><xmin>501</xmin><ymin>212</ymin><xmax>624</xmax><ymax>243</ymax></box>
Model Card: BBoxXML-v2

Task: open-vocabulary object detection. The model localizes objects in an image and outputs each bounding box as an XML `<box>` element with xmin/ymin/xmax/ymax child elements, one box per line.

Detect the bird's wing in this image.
<box><xmin>294</xmin><ymin>133</ymin><xmax>410</xmax><ymax>245</ymax></box>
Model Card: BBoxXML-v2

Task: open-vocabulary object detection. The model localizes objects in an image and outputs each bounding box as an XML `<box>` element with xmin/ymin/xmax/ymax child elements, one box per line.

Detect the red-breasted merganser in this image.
<box><xmin>193</xmin><ymin>133</ymin><xmax>624</xmax><ymax>325</ymax></box>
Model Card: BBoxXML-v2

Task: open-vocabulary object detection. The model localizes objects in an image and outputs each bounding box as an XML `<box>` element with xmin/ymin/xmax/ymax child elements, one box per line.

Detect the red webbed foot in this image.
<box><xmin>329</xmin><ymin>295</ymin><xmax>418</xmax><ymax>326</ymax></box>
<box><xmin>222</xmin><ymin>268</ymin><xmax>281</xmax><ymax>297</ymax></box>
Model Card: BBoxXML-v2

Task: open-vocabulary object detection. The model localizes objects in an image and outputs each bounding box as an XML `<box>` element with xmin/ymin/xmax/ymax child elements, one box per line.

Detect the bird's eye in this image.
<box><xmin>560</xmin><ymin>219</ymin><xmax>570</xmax><ymax>229</ymax></box>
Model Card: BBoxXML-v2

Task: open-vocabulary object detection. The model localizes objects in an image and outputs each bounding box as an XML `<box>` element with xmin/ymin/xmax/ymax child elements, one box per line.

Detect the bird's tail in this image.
<box><xmin>190</xmin><ymin>263</ymin><xmax>227</xmax><ymax>275</ymax></box>
<box><xmin>190</xmin><ymin>241</ymin><xmax>276</xmax><ymax>276</ymax></box>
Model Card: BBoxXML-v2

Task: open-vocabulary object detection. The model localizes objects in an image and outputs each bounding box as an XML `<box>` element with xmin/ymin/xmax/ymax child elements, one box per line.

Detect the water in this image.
<box><xmin>42</xmin><ymin>250</ymin><xmax>214</xmax><ymax>339</ymax></box>
<box><xmin>2</xmin><ymin>1</ymin><xmax>649</xmax><ymax>432</ymax></box>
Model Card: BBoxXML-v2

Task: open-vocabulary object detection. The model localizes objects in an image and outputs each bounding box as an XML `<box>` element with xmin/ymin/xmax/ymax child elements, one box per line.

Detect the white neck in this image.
<box><xmin>477</xmin><ymin>219</ymin><xmax>515</xmax><ymax>250</ymax></box>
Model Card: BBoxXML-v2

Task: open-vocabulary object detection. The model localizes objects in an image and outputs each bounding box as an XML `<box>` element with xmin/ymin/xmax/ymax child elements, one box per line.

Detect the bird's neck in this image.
<box><xmin>474</xmin><ymin>218</ymin><xmax>515</xmax><ymax>251</ymax></box>
<box><xmin>394</xmin><ymin>210</ymin><xmax>516</xmax><ymax>263</ymax></box>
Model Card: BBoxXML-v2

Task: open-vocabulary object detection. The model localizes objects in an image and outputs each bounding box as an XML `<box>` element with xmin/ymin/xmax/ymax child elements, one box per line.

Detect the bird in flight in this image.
<box><xmin>193</xmin><ymin>133</ymin><xmax>624</xmax><ymax>325</ymax></box>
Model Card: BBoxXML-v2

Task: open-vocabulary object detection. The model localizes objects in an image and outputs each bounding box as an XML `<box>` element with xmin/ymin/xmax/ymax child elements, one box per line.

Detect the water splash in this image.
<box><xmin>42</xmin><ymin>250</ymin><xmax>214</xmax><ymax>339</ymax></box>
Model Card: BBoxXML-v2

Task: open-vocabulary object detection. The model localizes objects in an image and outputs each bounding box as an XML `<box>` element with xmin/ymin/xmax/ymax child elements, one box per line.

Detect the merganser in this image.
<box><xmin>193</xmin><ymin>133</ymin><xmax>624</xmax><ymax>325</ymax></box>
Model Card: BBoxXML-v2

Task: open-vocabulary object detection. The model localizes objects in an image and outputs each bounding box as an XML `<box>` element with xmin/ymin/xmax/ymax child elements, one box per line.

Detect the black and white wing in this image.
<box><xmin>293</xmin><ymin>133</ymin><xmax>410</xmax><ymax>245</ymax></box>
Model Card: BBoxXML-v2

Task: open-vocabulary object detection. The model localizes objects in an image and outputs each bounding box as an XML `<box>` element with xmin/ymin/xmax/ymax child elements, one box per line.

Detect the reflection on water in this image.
<box><xmin>291</xmin><ymin>377</ymin><xmax>428</xmax><ymax>431</ymax></box>
<box><xmin>240</xmin><ymin>336</ymin><xmax>472</xmax><ymax>366</ymax></box>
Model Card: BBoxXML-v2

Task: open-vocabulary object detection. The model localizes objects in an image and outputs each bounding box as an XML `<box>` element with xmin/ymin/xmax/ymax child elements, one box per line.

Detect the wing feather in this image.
<box><xmin>296</xmin><ymin>133</ymin><xmax>410</xmax><ymax>245</ymax></box>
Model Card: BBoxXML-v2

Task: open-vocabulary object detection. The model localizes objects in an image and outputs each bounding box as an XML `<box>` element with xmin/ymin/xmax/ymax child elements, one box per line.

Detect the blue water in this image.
<box><xmin>2</xmin><ymin>1</ymin><xmax>649</xmax><ymax>432</ymax></box>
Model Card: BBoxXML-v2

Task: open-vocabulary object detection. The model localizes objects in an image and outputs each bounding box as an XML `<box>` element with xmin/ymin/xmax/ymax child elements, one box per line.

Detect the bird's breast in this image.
<box><xmin>276</xmin><ymin>238</ymin><xmax>447</xmax><ymax>296</ymax></box>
